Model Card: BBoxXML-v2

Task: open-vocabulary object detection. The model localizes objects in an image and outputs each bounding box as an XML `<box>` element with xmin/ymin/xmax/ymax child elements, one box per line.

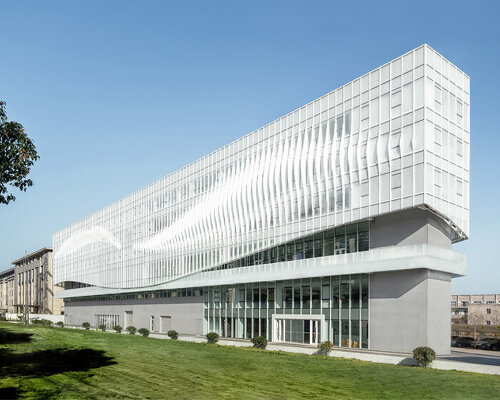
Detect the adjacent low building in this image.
<box><xmin>54</xmin><ymin>44</ymin><xmax>470</xmax><ymax>355</ymax></box>
<box><xmin>0</xmin><ymin>268</ymin><xmax>15</xmax><ymax>318</ymax></box>
<box><xmin>12</xmin><ymin>248</ymin><xmax>64</xmax><ymax>316</ymax></box>
<box><xmin>451</xmin><ymin>294</ymin><xmax>500</xmax><ymax>326</ymax></box>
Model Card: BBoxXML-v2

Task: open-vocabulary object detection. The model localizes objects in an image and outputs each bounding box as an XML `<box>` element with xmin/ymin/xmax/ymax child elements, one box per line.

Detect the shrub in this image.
<box><xmin>167</xmin><ymin>330</ymin><xmax>178</xmax><ymax>340</ymax></box>
<box><xmin>113</xmin><ymin>325</ymin><xmax>122</xmax><ymax>333</ymax></box>
<box><xmin>206</xmin><ymin>332</ymin><xmax>219</xmax><ymax>344</ymax></box>
<box><xmin>138</xmin><ymin>328</ymin><xmax>150</xmax><ymax>337</ymax></box>
<box><xmin>317</xmin><ymin>341</ymin><xmax>334</xmax><ymax>355</ymax></box>
<box><xmin>56</xmin><ymin>321</ymin><xmax>64</xmax><ymax>328</ymax></box>
<box><xmin>126</xmin><ymin>326</ymin><xmax>137</xmax><ymax>335</ymax></box>
<box><xmin>251</xmin><ymin>336</ymin><xmax>268</xmax><ymax>349</ymax></box>
<box><xmin>413</xmin><ymin>346</ymin><xmax>436</xmax><ymax>367</ymax></box>
<box><xmin>32</xmin><ymin>319</ymin><xmax>53</xmax><ymax>327</ymax></box>
<box><xmin>98</xmin><ymin>324</ymin><xmax>106</xmax><ymax>332</ymax></box>
<box><xmin>82</xmin><ymin>322</ymin><xmax>91</xmax><ymax>330</ymax></box>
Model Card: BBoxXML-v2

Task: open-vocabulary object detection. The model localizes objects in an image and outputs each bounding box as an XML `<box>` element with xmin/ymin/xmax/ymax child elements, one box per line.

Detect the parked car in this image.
<box><xmin>454</xmin><ymin>337</ymin><xmax>475</xmax><ymax>348</ymax></box>
<box><xmin>477</xmin><ymin>337</ymin><xmax>495</xmax><ymax>348</ymax></box>
<box><xmin>451</xmin><ymin>336</ymin><xmax>460</xmax><ymax>346</ymax></box>
<box><xmin>479</xmin><ymin>338</ymin><xmax>500</xmax><ymax>351</ymax></box>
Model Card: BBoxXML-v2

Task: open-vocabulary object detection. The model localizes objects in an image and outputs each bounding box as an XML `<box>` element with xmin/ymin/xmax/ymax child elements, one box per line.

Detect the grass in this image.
<box><xmin>0</xmin><ymin>322</ymin><xmax>499</xmax><ymax>399</ymax></box>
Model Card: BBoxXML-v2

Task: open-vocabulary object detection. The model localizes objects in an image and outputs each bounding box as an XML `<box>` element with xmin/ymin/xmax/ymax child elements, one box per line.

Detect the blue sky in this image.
<box><xmin>0</xmin><ymin>0</ymin><xmax>498</xmax><ymax>294</ymax></box>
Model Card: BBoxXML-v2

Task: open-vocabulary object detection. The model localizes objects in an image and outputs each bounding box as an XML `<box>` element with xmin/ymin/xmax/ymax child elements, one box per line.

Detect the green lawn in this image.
<box><xmin>0</xmin><ymin>322</ymin><xmax>498</xmax><ymax>400</ymax></box>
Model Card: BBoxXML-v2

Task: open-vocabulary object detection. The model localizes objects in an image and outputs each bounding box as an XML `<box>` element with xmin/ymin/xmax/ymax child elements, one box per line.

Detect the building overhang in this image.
<box><xmin>56</xmin><ymin>244</ymin><xmax>466</xmax><ymax>299</ymax></box>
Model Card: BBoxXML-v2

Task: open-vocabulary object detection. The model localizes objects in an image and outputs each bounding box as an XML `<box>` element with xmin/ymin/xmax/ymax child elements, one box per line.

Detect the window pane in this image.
<box><xmin>302</xmin><ymin>285</ymin><xmax>311</xmax><ymax>310</ymax></box>
<box><xmin>312</xmin><ymin>285</ymin><xmax>321</xmax><ymax>309</ymax></box>
<box><xmin>351</xmin><ymin>276</ymin><xmax>360</xmax><ymax>309</ymax></box>
<box><xmin>351</xmin><ymin>320</ymin><xmax>360</xmax><ymax>348</ymax></box>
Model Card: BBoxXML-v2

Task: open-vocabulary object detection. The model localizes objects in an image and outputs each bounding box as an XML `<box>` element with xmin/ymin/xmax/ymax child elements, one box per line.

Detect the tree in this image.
<box><xmin>0</xmin><ymin>101</ymin><xmax>39</xmax><ymax>204</ymax></box>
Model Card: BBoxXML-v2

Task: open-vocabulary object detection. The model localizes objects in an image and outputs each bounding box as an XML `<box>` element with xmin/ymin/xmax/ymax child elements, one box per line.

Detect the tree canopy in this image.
<box><xmin>0</xmin><ymin>101</ymin><xmax>39</xmax><ymax>204</ymax></box>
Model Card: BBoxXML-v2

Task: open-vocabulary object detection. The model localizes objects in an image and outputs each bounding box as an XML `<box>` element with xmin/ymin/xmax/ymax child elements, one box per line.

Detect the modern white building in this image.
<box><xmin>54</xmin><ymin>44</ymin><xmax>469</xmax><ymax>354</ymax></box>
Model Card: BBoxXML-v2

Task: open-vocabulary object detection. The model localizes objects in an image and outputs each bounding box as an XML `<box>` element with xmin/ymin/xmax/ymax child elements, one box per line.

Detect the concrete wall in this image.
<box><xmin>64</xmin><ymin>296</ymin><xmax>204</xmax><ymax>335</ymax></box>
<box><xmin>369</xmin><ymin>268</ymin><xmax>451</xmax><ymax>355</ymax></box>
<box><xmin>370</xmin><ymin>208</ymin><xmax>452</xmax><ymax>250</ymax></box>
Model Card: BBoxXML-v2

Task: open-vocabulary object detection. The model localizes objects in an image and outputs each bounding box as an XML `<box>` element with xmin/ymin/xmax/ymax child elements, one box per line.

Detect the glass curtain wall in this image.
<box><xmin>204</xmin><ymin>273</ymin><xmax>369</xmax><ymax>349</ymax></box>
<box><xmin>211</xmin><ymin>222</ymin><xmax>369</xmax><ymax>272</ymax></box>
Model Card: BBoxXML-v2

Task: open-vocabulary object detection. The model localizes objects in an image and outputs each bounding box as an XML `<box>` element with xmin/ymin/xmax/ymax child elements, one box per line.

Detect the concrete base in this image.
<box><xmin>64</xmin><ymin>296</ymin><xmax>203</xmax><ymax>335</ymax></box>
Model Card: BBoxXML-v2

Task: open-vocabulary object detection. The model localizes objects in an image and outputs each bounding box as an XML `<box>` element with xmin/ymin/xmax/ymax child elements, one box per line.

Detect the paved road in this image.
<box><xmin>438</xmin><ymin>347</ymin><xmax>500</xmax><ymax>367</ymax></box>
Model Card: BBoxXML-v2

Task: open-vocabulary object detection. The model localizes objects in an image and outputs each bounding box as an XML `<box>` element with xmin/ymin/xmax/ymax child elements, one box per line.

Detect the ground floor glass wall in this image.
<box><xmin>204</xmin><ymin>274</ymin><xmax>368</xmax><ymax>348</ymax></box>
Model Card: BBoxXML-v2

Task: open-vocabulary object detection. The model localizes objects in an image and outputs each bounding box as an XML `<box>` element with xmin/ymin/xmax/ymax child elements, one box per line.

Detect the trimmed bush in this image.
<box><xmin>56</xmin><ymin>321</ymin><xmax>64</xmax><ymax>328</ymax></box>
<box><xmin>167</xmin><ymin>330</ymin><xmax>178</xmax><ymax>340</ymax></box>
<box><xmin>98</xmin><ymin>324</ymin><xmax>106</xmax><ymax>332</ymax></box>
<box><xmin>206</xmin><ymin>332</ymin><xmax>219</xmax><ymax>344</ymax></box>
<box><xmin>31</xmin><ymin>319</ymin><xmax>53</xmax><ymax>327</ymax></box>
<box><xmin>251</xmin><ymin>336</ymin><xmax>268</xmax><ymax>349</ymax></box>
<box><xmin>317</xmin><ymin>341</ymin><xmax>334</xmax><ymax>355</ymax></box>
<box><xmin>138</xmin><ymin>328</ymin><xmax>150</xmax><ymax>337</ymax></box>
<box><xmin>113</xmin><ymin>325</ymin><xmax>122</xmax><ymax>333</ymax></box>
<box><xmin>413</xmin><ymin>346</ymin><xmax>436</xmax><ymax>367</ymax></box>
<box><xmin>82</xmin><ymin>322</ymin><xmax>91</xmax><ymax>330</ymax></box>
<box><xmin>126</xmin><ymin>326</ymin><xmax>137</xmax><ymax>335</ymax></box>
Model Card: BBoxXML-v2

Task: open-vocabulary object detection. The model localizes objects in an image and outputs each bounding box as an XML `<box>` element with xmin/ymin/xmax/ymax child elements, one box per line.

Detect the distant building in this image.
<box><xmin>451</xmin><ymin>294</ymin><xmax>500</xmax><ymax>326</ymax></box>
<box><xmin>0</xmin><ymin>267</ymin><xmax>15</xmax><ymax>316</ymax></box>
<box><xmin>12</xmin><ymin>248</ymin><xmax>64</xmax><ymax>315</ymax></box>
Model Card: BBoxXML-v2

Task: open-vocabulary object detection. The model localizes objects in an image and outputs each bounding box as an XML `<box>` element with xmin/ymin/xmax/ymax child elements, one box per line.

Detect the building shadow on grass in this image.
<box><xmin>0</xmin><ymin>347</ymin><xmax>116</xmax><ymax>377</ymax></box>
<box><xmin>0</xmin><ymin>386</ymin><xmax>21</xmax><ymax>400</ymax></box>
<box><xmin>0</xmin><ymin>327</ymin><xmax>34</xmax><ymax>345</ymax></box>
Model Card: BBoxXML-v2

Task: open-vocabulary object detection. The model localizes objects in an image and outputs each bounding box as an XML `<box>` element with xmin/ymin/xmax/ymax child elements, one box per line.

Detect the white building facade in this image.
<box><xmin>54</xmin><ymin>45</ymin><xmax>469</xmax><ymax>354</ymax></box>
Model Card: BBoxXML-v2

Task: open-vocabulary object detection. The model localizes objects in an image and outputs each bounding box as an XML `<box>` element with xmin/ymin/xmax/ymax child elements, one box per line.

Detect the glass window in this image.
<box><xmin>361</xmin><ymin>320</ymin><xmax>368</xmax><ymax>348</ymax></box>
<box><xmin>294</xmin><ymin>286</ymin><xmax>301</xmax><ymax>309</ymax></box>
<box><xmin>334</xmin><ymin>230</ymin><xmax>346</xmax><ymax>255</ymax></box>
<box><xmin>351</xmin><ymin>320</ymin><xmax>360</xmax><ymax>348</ymax></box>
<box><xmin>270</xmin><ymin>248</ymin><xmax>277</xmax><ymax>263</ymax></box>
<box><xmin>302</xmin><ymin>285</ymin><xmax>311</xmax><ymax>310</ymax></box>
<box><xmin>312</xmin><ymin>285</ymin><xmax>321</xmax><ymax>309</ymax></box>
<box><xmin>358</xmin><ymin>231</ymin><xmax>369</xmax><ymax>252</ymax></box>
<box><xmin>295</xmin><ymin>243</ymin><xmax>303</xmax><ymax>260</ymax></box>
<box><xmin>340</xmin><ymin>277</ymin><xmax>350</xmax><ymax>309</ymax></box>
<box><xmin>284</xmin><ymin>287</ymin><xmax>292</xmax><ymax>309</ymax></box>
<box><xmin>278</xmin><ymin>245</ymin><xmax>286</xmax><ymax>262</ymax></box>
<box><xmin>253</xmin><ymin>318</ymin><xmax>259</xmax><ymax>338</ymax></box>
<box><xmin>332</xmin><ymin>319</ymin><xmax>340</xmax><ymax>346</ymax></box>
<box><xmin>246</xmin><ymin>287</ymin><xmax>252</xmax><ymax>308</ymax></box>
<box><xmin>291</xmin><ymin>319</ymin><xmax>303</xmax><ymax>343</ymax></box>
<box><xmin>268</xmin><ymin>288</ymin><xmax>275</xmax><ymax>309</ymax></box>
<box><xmin>260</xmin><ymin>318</ymin><xmax>267</xmax><ymax>338</ymax></box>
<box><xmin>324</xmin><ymin>229</ymin><xmax>335</xmax><ymax>256</ymax></box>
<box><xmin>239</xmin><ymin>289</ymin><xmax>245</xmax><ymax>308</ymax></box>
<box><xmin>286</xmin><ymin>244</ymin><xmax>295</xmax><ymax>261</ymax></box>
<box><xmin>346</xmin><ymin>224</ymin><xmax>357</xmax><ymax>253</ymax></box>
<box><xmin>260</xmin><ymin>288</ymin><xmax>267</xmax><ymax>308</ymax></box>
<box><xmin>304</xmin><ymin>240</ymin><xmax>314</xmax><ymax>259</ymax></box>
<box><xmin>253</xmin><ymin>288</ymin><xmax>259</xmax><ymax>308</ymax></box>
<box><xmin>322</xmin><ymin>284</ymin><xmax>330</xmax><ymax>308</ymax></box>
<box><xmin>351</xmin><ymin>276</ymin><xmax>360</xmax><ymax>309</ymax></box>
<box><xmin>361</xmin><ymin>275</ymin><xmax>368</xmax><ymax>309</ymax></box>
<box><xmin>341</xmin><ymin>319</ymin><xmax>350</xmax><ymax>347</ymax></box>
<box><xmin>313</xmin><ymin>233</ymin><xmax>323</xmax><ymax>257</ymax></box>
<box><xmin>332</xmin><ymin>277</ymin><xmax>340</xmax><ymax>309</ymax></box>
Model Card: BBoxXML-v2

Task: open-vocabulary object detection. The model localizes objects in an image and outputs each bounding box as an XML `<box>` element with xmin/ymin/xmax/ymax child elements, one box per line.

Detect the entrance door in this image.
<box><xmin>274</xmin><ymin>317</ymin><xmax>321</xmax><ymax>345</ymax></box>
<box><xmin>311</xmin><ymin>320</ymin><xmax>319</xmax><ymax>345</ymax></box>
<box><xmin>160</xmin><ymin>316</ymin><xmax>171</xmax><ymax>333</ymax></box>
<box><xmin>124</xmin><ymin>311</ymin><xmax>132</xmax><ymax>328</ymax></box>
